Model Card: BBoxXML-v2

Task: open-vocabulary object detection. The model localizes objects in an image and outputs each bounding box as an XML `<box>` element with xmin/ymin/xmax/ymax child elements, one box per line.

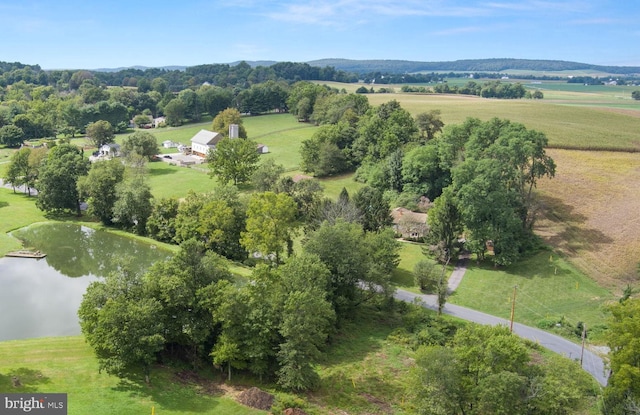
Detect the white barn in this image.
<box><xmin>190</xmin><ymin>130</ymin><xmax>223</xmax><ymax>157</ymax></box>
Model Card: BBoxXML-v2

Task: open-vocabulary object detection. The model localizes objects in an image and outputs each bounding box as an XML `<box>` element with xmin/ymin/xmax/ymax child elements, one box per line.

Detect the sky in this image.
<box><xmin>1</xmin><ymin>0</ymin><xmax>638</xmax><ymax>70</ymax></box>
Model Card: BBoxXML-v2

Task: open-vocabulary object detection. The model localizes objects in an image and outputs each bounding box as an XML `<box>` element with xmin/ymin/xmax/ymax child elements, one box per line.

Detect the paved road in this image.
<box><xmin>394</xmin><ymin>288</ymin><xmax>609</xmax><ymax>386</ymax></box>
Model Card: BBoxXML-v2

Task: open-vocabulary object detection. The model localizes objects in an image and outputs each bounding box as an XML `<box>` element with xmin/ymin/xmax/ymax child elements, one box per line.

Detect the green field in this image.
<box><xmin>146</xmin><ymin>161</ymin><xmax>215</xmax><ymax>199</ymax></box>
<box><xmin>0</xmin><ymin>308</ymin><xmax>415</xmax><ymax>415</ymax></box>
<box><xmin>319</xmin><ymin>80</ymin><xmax>640</xmax><ymax>150</ymax></box>
<box><xmin>372</xmin><ymin>94</ymin><xmax>638</xmax><ymax>150</ymax></box>
<box><xmin>449</xmin><ymin>250</ymin><xmax>615</xmax><ymax>339</ymax></box>
<box><xmin>0</xmin><ymin>98</ymin><xmax>619</xmax><ymax>413</ymax></box>
<box><xmin>0</xmin><ymin>188</ymin><xmax>47</xmax><ymax>256</ymax></box>
<box><xmin>0</xmin><ymin>337</ymin><xmax>265</xmax><ymax>415</ymax></box>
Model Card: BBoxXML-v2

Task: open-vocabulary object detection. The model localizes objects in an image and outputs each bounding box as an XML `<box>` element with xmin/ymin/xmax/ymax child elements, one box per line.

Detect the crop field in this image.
<box><xmin>535</xmin><ymin>149</ymin><xmax>640</xmax><ymax>289</ymax></box>
<box><xmin>364</xmin><ymin>93</ymin><xmax>640</xmax><ymax>150</ymax></box>
<box><xmin>320</xmin><ymin>80</ymin><xmax>640</xmax><ymax>150</ymax></box>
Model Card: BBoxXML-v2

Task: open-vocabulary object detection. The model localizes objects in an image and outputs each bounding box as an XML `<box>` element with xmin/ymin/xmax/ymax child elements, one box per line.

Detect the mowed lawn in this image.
<box><xmin>0</xmin><ymin>188</ymin><xmax>47</xmax><ymax>256</ymax></box>
<box><xmin>0</xmin><ymin>337</ymin><xmax>265</xmax><ymax>415</ymax></box>
<box><xmin>140</xmin><ymin>113</ymin><xmax>319</xmax><ymax>199</ymax></box>
<box><xmin>449</xmin><ymin>250</ymin><xmax>615</xmax><ymax>335</ymax></box>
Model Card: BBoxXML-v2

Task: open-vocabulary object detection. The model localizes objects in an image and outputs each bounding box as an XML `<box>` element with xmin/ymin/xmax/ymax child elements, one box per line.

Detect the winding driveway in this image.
<box><xmin>393</xmin><ymin>258</ymin><xmax>609</xmax><ymax>387</ymax></box>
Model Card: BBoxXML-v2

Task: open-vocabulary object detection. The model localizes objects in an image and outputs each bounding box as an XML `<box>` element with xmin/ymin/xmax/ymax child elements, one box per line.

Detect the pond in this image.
<box><xmin>0</xmin><ymin>223</ymin><xmax>172</xmax><ymax>342</ymax></box>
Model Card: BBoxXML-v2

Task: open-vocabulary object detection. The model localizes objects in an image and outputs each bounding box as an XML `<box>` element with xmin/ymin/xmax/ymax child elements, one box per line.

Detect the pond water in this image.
<box><xmin>0</xmin><ymin>223</ymin><xmax>171</xmax><ymax>341</ymax></box>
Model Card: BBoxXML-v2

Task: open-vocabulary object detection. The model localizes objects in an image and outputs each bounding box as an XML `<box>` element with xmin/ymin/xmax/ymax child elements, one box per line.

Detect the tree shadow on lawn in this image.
<box><xmin>149</xmin><ymin>167</ymin><xmax>179</xmax><ymax>177</ymax></box>
<box><xmin>535</xmin><ymin>194</ymin><xmax>613</xmax><ymax>255</ymax></box>
<box><xmin>0</xmin><ymin>368</ymin><xmax>51</xmax><ymax>392</ymax></box>
<box><xmin>110</xmin><ymin>368</ymin><xmax>224</xmax><ymax>413</ymax></box>
<box><xmin>391</xmin><ymin>268</ymin><xmax>415</xmax><ymax>288</ymax></box>
<box><xmin>464</xmin><ymin>255</ymin><xmax>577</xmax><ymax>280</ymax></box>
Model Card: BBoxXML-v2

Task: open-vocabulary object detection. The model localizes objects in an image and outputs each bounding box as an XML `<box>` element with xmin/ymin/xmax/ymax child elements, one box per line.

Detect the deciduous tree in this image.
<box><xmin>251</xmin><ymin>159</ymin><xmax>284</xmax><ymax>192</ymax></box>
<box><xmin>415</xmin><ymin>109</ymin><xmax>444</xmax><ymax>141</ymax></box>
<box><xmin>604</xmin><ymin>298</ymin><xmax>640</xmax><ymax>413</ymax></box>
<box><xmin>36</xmin><ymin>144</ymin><xmax>90</xmax><ymax>215</ymax></box>
<box><xmin>146</xmin><ymin>198</ymin><xmax>179</xmax><ymax>243</ymax></box>
<box><xmin>77</xmin><ymin>158</ymin><xmax>125</xmax><ymax>224</ymax></box>
<box><xmin>163</xmin><ymin>98</ymin><xmax>185</xmax><ymax>126</ymax></box>
<box><xmin>241</xmin><ymin>192</ymin><xmax>298</xmax><ymax>264</ymax></box>
<box><xmin>207</xmin><ymin>137</ymin><xmax>259</xmax><ymax>185</ymax></box>
<box><xmin>121</xmin><ymin>130</ymin><xmax>160</xmax><ymax>161</ymax></box>
<box><xmin>78</xmin><ymin>263</ymin><xmax>165</xmax><ymax>384</ymax></box>
<box><xmin>85</xmin><ymin>120</ymin><xmax>115</xmax><ymax>148</ymax></box>
<box><xmin>4</xmin><ymin>148</ymin><xmax>31</xmax><ymax>194</ymax></box>
<box><xmin>112</xmin><ymin>175</ymin><xmax>153</xmax><ymax>235</ymax></box>
<box><xmin>211</xmin><ymin>108</ymin><xmax>247</xmax><ymax>138</ymax></box>
<box><xmin>0</xmin><ymin>124</ymin><xmax>24</xmax><ymax>147</ymax></box>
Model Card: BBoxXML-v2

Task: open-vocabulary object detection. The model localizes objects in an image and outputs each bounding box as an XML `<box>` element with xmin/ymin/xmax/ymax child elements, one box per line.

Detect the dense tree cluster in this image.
<box><xmin>401</xmin><ymin>80</ymin><xmax>545</xmax><ymax>99</ymax></box>
<box><xmin>411</xmin><ymin>324</ymin><xmax>596</xmax><ymax>414</ymax></box>
<box><xmin>602</xmin><ymin>298</ymin><xmax>640</xmax><ymax>413</ymax></box>
<box><xmin>0</xmin><ymin>57</ymin><xmax>562</xmax><ymax>149</ymax></box>
<box><xmin>292</xmin><ymin>91</ymin><xmax>555</xmax><ymax>265</ymax></box>
<box><xmin>79</xmin><ymin>206</ymin><xmax>400</xmax><ymax>390</ymax></box>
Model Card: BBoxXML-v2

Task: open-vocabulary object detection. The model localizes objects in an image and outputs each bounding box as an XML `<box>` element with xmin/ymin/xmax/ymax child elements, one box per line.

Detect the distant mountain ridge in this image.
<box><xmin>306</xmin><ymin>58</ymin><xmax>640</xmax><ymax>75</ymax></box>
<box><xmin>88</xmin><ymin>58</ymin><xmax>640</xmax><ymax>75</ymax></box>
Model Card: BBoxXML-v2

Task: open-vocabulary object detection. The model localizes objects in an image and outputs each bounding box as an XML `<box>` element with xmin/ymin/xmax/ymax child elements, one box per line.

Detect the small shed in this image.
<box><xmin>256</xmin><ymin>144</ymin><xmax>269</xmax><ymax>154</ymax></box>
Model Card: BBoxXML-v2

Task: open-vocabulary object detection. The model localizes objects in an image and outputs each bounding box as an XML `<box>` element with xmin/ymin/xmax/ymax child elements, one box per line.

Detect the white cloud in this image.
<box><xmin>483</xmin><ymin>0</ymin><xmax>587</xmax><ymax>13</ymax></box>
<box><xmin>263</xmin><ymin>0</ymin><xmax>491</xmax><ymax>25</ymax></box>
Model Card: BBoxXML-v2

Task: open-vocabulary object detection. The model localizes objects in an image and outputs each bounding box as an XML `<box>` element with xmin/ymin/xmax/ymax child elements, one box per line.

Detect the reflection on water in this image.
<box><xmin>0</xmin><ymin>223</ymin><xmax>171</xmax><ymax>341</ymax></box>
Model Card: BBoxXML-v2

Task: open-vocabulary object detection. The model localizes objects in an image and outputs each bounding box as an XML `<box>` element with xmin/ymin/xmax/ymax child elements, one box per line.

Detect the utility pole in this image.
<box><xmin>580</xmin><ymin>323</ymin><xmax>587</xmax><ymax>367</ymax></box>
<box><xmin>510</xmin><ymin>285</ymin><xmax>517</xmax><ymax>333</ymax></box>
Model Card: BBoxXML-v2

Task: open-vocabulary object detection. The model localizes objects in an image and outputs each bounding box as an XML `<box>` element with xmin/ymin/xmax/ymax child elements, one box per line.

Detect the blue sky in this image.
<box><xmin>1</xmin><ymin>0</ymin><xmax>638</xmax><ymax>69</ymax></box>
